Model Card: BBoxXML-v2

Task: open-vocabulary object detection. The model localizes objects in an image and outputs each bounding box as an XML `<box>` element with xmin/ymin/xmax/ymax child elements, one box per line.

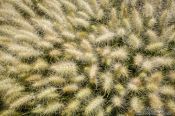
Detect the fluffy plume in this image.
<box><xmin>0</xmin><ymin>0</ymin><xmax>174</xmax><ymax>115</ymax></box>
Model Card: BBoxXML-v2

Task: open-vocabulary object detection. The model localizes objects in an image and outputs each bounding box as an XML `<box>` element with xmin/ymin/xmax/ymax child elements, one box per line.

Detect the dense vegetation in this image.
<box><xmin>0</xmin><ymin>0</ymin><xmax>175</xmax><ymax>115</ymax></box>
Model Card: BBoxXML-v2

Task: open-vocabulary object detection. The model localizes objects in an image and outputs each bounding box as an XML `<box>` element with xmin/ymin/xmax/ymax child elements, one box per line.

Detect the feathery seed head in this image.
<box><xmin>134</xmin><ymin>54</ymin><xmax>143</xmax><ymax>66</ymax></box>
<box><xmin>76</xmin><ymin>88</ymin><xmax>92</xmax><ymax>100</ymax></box>
<box><xmin>114</xmin><ymin>63</ymin><xmax>128</xmax><ymax>77</ymax></box>
<box><xmin>167</xmin><ymin>100</ymin><xmax>175</xmax><ymax>113</ymax></box>
<box><xmin>64</xmin><ymin>100</ymin><xmax>80</xmax><ymax>115</ymax></box>
<box><xmin>60</xmin><ymin>0</ymin><xmax>77</xmax><ymax>12</ymax></box>
<box><xmin>131</xmin><ymin>9</ymin><xmax>143</xmax><ymax>32</ymax></box>
<box><xmin>159</xmin><ymin>85</ymin><xmax>175</xmax><ymax>96</ymax></box>
<box><xmin>95</xmin><ymin>31</ymin><xmax>115</xmax><ymax>44</ymax></box>
<box><xmin>143</xmin><ymin>2</ymin><xmax>154</xmax><ymax>18</ymax></box>
<box><xmin>43</xmin><ymin>102</ymin><xmax>63</xmax><ymax>114</ymax></box>
<box><xmin>115</xmin><ymin>84</ymin><xmax>126</xmax><ymax>96</ymax></box>
<box><xmin>63</xmin><ymin>84</ymin><xmax>79</xmax><ymax>93</ymax></box>
<box><xmin>70</xmin><ymin>75</ymin><xmax>85</xmax><ymax>83</ymax></box>
<box><xmin>149</xmin><ymin>93</ymin><xmax>163</xmax><ymax>110</ymax></box>
<box><xmin>51</xmin><ymin>62</ymin><xmax>77</xmax><ymax>76</ymax></box>
<box><xmin>48</xmin><ymin>76</ymin><xmax>66</xmax><ymax>86</ymax></box>
<box><xmin>146</xmin><ymin>42</ymin><xmax>164</xmax><ymax>52</ymax></box>
<box><xmin>110</xmin><ymin>47</ymin><xmax>128</xmax><ymax>61</ymax></box>
<box><xmin>130</xmin><ymin>97</ymin><xmax>144</xmax><ymax>113</ymax></box>
<box><xmin>127</xmin><ymin>78</ymin><xmax>142</xmax><ymax>91</ymax></box>
<box><xmin>37</xmin><ymin>87</ymin><xmax>58</xmax><ymax>100</ymax></box>
<box><xmin>101</xmin><ymin>72</ymin><xmax>113</xmax><ymax>93</ymax></box>
<box><xmin>85</xmin><ymin>96</ymin><xmax>104</xmax><ymax>115</ymax></box>
<box><xmin>112</xmin><ymin>96</ymin><xmax>122</xmax><ymax>107</ymax></box>
<box><xmin>128</xmin><ymin>34</ymin><xmax>142</xmax><ymax>49</ymax></box>
<box><xmin>10</xmin><ymin>94</ymin><xmax>34</xmax><ymax>109</ymax></box>
<box><xmin>33</xmin><ymin>58</ymin><xmax>48</xmax><ymax>71</ymax></box>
